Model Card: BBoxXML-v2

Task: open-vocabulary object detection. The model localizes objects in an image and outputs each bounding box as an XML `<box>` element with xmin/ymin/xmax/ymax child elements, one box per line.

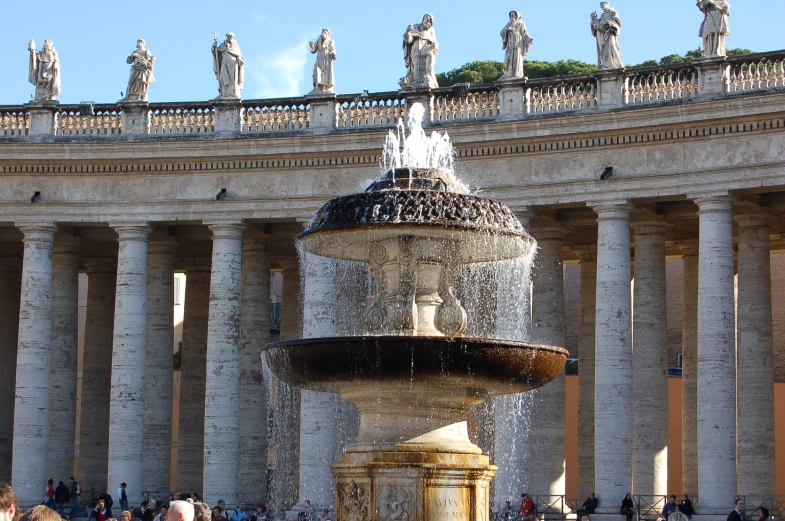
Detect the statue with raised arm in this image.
<box><xmin>124</xmin><ymin>39</ymin><xmax>155</xmax><ymax>101</ymax></box>
<box><xmin>399</xmin><ymin>14</ymin><xmax>438</xmax><ymax>89</ymax></box>
<box><xmin>698</xmin><ymin>0</ymin><xmax>730</xmax><ymax>57</ymax></box>
<box><xmin>28</xmin><ymin>39</ymin><xmax>61</xmax><ymax>101</ymax></box>
<box><xmin>309</xmin><ymin>29</ymin><xmax>337</xmax><ymax>93</ymax></box>
<box><xmin>590</xmin><ymin>2</ymin><xmax>623</xmax><ymax>69</ymax></box>
<box><xmin>500</xmin><ymin>10</ymin><xmax>534</xmax><ymax>80</ymax></box>
<box><xmin>212</xmin><ymin>32</ymin><xmax>245</xmax><ymax>99</ymax></box>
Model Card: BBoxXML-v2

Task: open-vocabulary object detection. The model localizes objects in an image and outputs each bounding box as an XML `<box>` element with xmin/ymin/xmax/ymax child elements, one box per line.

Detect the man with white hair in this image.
<box><xmin>169</xmin><ymin>501</ymin><xmax>195</xmax><ymax>521</ymax></box>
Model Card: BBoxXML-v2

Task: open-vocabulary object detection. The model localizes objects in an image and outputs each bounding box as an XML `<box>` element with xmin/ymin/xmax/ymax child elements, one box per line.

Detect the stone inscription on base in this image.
<box><xmin>426</xmin><ymin>488</ymin><xmax>471</xmax><ymax>521</ymax></box>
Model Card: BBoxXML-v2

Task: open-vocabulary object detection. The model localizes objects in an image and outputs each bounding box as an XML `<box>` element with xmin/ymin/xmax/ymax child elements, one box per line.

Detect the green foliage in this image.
<box><xmin>437</xmin><ymin>49</ymin><xmax>757</xmax><ymax>87</ymax></box>
<box><xmin>565</xmin><ymin>359</ymin><xmax>578</xmax><ymax>376</ymax></box>
<box><xmin>173</xmin><ymin>340</ymin><xmax>182</xmax><ymax>369</ymax></box>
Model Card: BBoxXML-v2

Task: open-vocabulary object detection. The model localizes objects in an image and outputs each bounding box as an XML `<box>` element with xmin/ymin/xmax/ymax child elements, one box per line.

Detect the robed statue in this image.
<box><xmin>309</xmin><ymin>29</ymin><xmax>336</xmax><ymax>93</ymax></box>
<box><xmin>212</xmin><ymin>32</ymin><xmax>245</xmax><ymax>99</ymax></box>
<box><xmin>124</xmin><ymin>39</ymin><xmax>155</xmax><ymax>101</ymax></box>
<box><xmin>591</xmin><ymin>2</ymin><xmax>623</xmax><ymax>69</ymax></box>
<box><xmin>500</xmin><ymin>10</ymin><xmax>534</xmax><ymax>80</ymax></box>
<box><xmin>399</xmin><ymin>14</ymin><xmax>438</xmax><ymax>89</ymax></box>
<box><xmin>698</xmin><ymin>0</ymin><xmax>731</xmax><ymax>57</ymax></box>
<box><xmin>28</xmin><ymin>39</ymin><xmax>61</xmax><ymax>101</ymax></box>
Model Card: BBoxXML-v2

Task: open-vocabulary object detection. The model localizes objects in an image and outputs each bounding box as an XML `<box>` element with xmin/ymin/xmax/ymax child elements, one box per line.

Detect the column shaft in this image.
<box><xmin>0</xmin><ymin>260</ymin><xmax>22</xmax><ymax>482</ymax></box>
<box><xmin>695</xmin><ymin>196</ymin><xmax>736</xmax><ymax>512</ymax></box>
<box><xmin>79</xmin><ymin>259</ymin><xmax>117</xmax><ymax>496</ymax></box>
<box><xmin>680</xmin><ymin>243</ymin><xmax>699</xmax><ymax>495</ymax></box>
<box><xmin>631</xmin><ymin>222</ymin><xmax>669</xmax><ymax>495</ymax></box>
<box><xmin>142</xmin><ymin>241</ymin><xmax>177</xmax><ymax>494</ymax></box>
<box><xmin>47</xmin><ymin>236</ymin><xmax>82</xmax><ymax>483</ymax></box>
<box><xmin>575</xmin><ymin>248</ymin><xmax>596</xmax><ymax>499</ymax></box>
<box><xmin>203</xmin><ymin>222</ymin><xmax>245</xmax><ymax>506</ymax></box>
<box><xmin>177</xmin><ymin>259</ymin><xmax>211</xmax><ymax>493</ymax></box>
<box><xmin>593</xmin><ymin>204</ymin><xmax>633</xmax><ymax>505</ymax></box>
<box><xmin>238</xmin><ymin>239</ymin><xmax>271</xmax><ymax>503</ymax></box>
<box><xmin>530</xmin><ymin>224</ymin><xmax>566</xmax><ymax>496</ymax></box>
<box><xmin>735</xmin><ymin>215</ymin><xmax>775</xmax><ymax>496</ymax></box>
<box><xmin>12</xmin><ymin>223</ymin><xmax>58</xmax><ymax>505</ymax></box>
<box><xmin>108</xmin><ymin>224</ymin><xmax>151</xmax><ymax>506</ymax></box>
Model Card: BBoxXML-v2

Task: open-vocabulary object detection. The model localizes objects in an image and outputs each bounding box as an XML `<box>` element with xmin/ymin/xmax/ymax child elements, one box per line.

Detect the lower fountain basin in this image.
<box><xmin>261</xmin><ymin>335</ymin><xmax>568</xmax><ymax>396</ymax></box>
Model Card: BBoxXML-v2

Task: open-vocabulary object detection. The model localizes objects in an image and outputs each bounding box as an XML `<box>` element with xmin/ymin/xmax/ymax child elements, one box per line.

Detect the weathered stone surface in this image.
<box><xmin>0</xmin><ymin>260</ymin><xmax>22</xmax><ymax>483</ymax></box>
<box><xmin>574</xmin><ymin>247</ymin><xmax>596</xmax><ymax>499</ymax></box>
<box><xmin>678</xmin><ymin>242</ymin><xmax>699</xmax><ymax>496</ymax></box>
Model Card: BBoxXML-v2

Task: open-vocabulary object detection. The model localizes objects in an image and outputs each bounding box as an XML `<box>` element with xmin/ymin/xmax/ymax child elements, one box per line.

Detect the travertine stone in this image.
<box><xmin>0</xmin><ymin>259</ymin><xmax>22</xmax><ymax>483</ymax></box>
<box><xmin>694</xmin><ymin>195</ymin><xmax>736</xmax><ymax>513</ymax></box>
<box><xmin>212</xmin><ymin>33</ymin><xmax>244</xmax><ymax>99</ymax></box>
<box><xmin>238</xmin><ymin>238</ymin><xmax>270</xmax><ymax>503</ymax></box>
<box><xmin>590</xmin><ymin>3</ymin><xmax>623</xmax><ymax>69</ymax></box>
<box><xmin>108</xmin><ymin>223</ymin><xmax>151</xmax><ymax>506</ymax></box>
<box><xmin>124</xmin><ymin>39</ymin><xmax>155</xmax><ymax>102</ymax></box>
<box><xmin>28</xmin><ymin>39</ymin><xmax>61</xmax><ymax>101</ymax></box>
<box><xmin>631</xmin><ymin>221</ymin><xmax>668</xmax><ymax>496</ymax></box>
<box><xmin>399</xmin><ymin>14</ymin><xmax>438</xmax><ymax>89</ymax></box>
<box><xmin>309</xmin><ymin>29</ymin><xmax>336</xmax><ymax>93</ymax></box>
<box><xmin>202</xmin><ymin>221</ymin><xmax>245</xmax><ymax>505</ymax></box>
<box><xmin>143</xmin><ymin>240</ymin><xmax>178</xmax><ymax>495</ymax></box>
<box><xmin>25</xmin><ymin>101</ymin><xmax>59</xmax><ymax>136</ymax></box>
<box><xmin>573</xmin><ymin>246</ymin><xmax>597</xmax><ymax>499</ymax></box>
<box><xmin>735</xmin><ymin>214</ymin><xmax>775</xmax><ymax>496</ymax></box>
<box><xmin>596</xmin><ymin>70</ymin><xmax>627</xmax><ymax>108</ymax></box>
<box><xmin>696</xmin><ymin>57</ymin><xmax>730</xmax><ymax>95</ymax></box>
<box><xmin>11</xmin><ymin>222</ymin><xmax>58</xmax><ymax>505</ymax></box>
<box><xmin>697</xmin><ymin>0</ymin><xmax>731</xmax><ymax>57</ymax></box>
<box><xmin>308</xmin><ymin>93</ymin><xmax>338</xmax><ymax>132</ymax></box>
<box><xmin>677</xmin><ymin>241</ymin><xmax>699</xmax><ymax>495</ymax></box>
<box><xmin>46</xmin><ymin>235</ymin><xmax>82</xmax><ymax>484</ymax></box>
<box><xmin>529</xmin><ymin>222</ymin><xmax>567</xmax><ymax>497</ymax></box>
<box><xmin>592</xmin><ymin>203</ymin><xmax>632</xmax><ymax>507</ymax></box>
<box><xmin>213</xmin><ymin>99</ymin><xmax>242</xmax><ymax>134</ymax></box>
<box><xmin>499</xmin><ymin>11</ymin><xmax>533</xmax><ymax>80</ymax></box>
<box><xmin>119</xmin><ymin>101</ymin><xmax>151</xmax><ymax>136</ymax></box>
<box><xmin>79</xmin><ymin>258</ymin><xmax>117</xmax><ymax>496</ymax></box>
<box><xmin>177</xmin><ymin>258</ymin><xmax>211</xmax><ymax>494</ymax></box>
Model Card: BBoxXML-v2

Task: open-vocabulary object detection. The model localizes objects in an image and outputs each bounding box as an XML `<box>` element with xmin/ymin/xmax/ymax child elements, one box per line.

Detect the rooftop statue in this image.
<box><xmin>309</xmin><ymin>29</ymin><xmax>336</xmax><ymax>94</ymax></box>
<box><xmin>591</xmin><ymin>2</ymin><xmax>624</xmax><ymax>69</ymax></box>
<box><xmin>28</xmin><ymin>39</ymin><xmax>61</xmax><ymax>101</ymax></box>
<box><xmin>124</xmin><ymin>39</ymin><xmax>155</xmax><ymax>102</ymax></box>
<box><xmin>399</xmin><ymin>14</ymin><xmax>438</xmax><ymax>90</ymax></box>
<box><xmin>500</xmin><ymin>10</ymin><xmax>534</xmax><ymax>80</ymax></box>
<box><xmin>212</xmin><ymin>32</ymin><xmax>245</xmax><ymax>99</ymax></box>
<box><xmin>698</xmin><ymin>0</ymin><xmax>731</xmax><ymax>57</ymax></box>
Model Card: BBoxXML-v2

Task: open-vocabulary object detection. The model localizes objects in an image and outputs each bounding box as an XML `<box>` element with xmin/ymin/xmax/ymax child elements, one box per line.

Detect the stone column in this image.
<box><xmin>46</xmin><ymin>235</ymin><xmax>82</xmax><ymax>483</ymax></box>
<box><xmin>11</xmin><ymin>222</ymin><xmax>58</xmax><ymax>505</ymax></box>
<box><xmin>107</xmin><ymin>224</ymin><xmax>151</xmax><ymax>506</ymax></box>
<box><xmin>735</xmin><ymin>214</ymin><xmax>775</xmax><ymax>497</ymax></box>
<box><xmin>202</xmin><ymin>221</ymin><xmax>245</xmax><ymax>506</ymax></box>
<box><xmin>143</xmin><ymin>239</ymin><xmax>178</xmax><ymax>495</ymax></box>
<box><xmin>694</xmin><ymin>195</ymin><xmax>736</xmax><ymax>514</ymax></box>
<box><xmin>529</xmin><ymin>221</ymin><xmax>567</xmax><ymax>497</ymax></box>
<box><xmin>591</xmin><ymin>203</ymin><xmax>633</xmax><ymax>508</ymax></box>
<box><xmin>238</xmin><ymin>237</ymin><xmax>271</xmax><ymax>503</ymax></box>
<box><xmin>0</xmin><ymin>259</ymin><xmax>22</xmax><ymax>483</ymax></box>
<box><xmin>177</xmin><ymin>258</ymin><xmax>212</xmax><ymax>494</ymax></box>
<box><xmin>631</xmin><ymin>221</ymin><xmax>669</xmax><ymax>496</ymax></box>
<box><xmin>79</xmin><ymin>258</ymin><xmax>117</xmax><ymax>496</ymax></box>
<box><xmin>572</xmin><ymin>246</ymin><xmax>596</xmax><ymax>500</ymax></box>
<box><xmin>678</xmin><ymin>241</ymin><xmax>699</xmax><ymax>496</ymax></box>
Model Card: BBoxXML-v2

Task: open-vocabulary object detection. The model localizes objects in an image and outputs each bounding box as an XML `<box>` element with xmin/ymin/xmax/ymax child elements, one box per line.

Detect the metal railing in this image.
<box><xmin>741</xmin><ymin>495</ymin><xmax>785</xmax><ymax>521</ymax></box>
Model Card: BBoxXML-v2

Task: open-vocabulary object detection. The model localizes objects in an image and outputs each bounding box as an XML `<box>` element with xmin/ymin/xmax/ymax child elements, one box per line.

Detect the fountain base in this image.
<box><xmin>332</xmin><ymin>450</ymin><xmax>496</xmax><ymax>521</ymax></box>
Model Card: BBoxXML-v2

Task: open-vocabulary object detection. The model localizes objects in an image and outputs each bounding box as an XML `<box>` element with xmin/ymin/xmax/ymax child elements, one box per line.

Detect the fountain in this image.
<box><xmin>262</xmin><ymin>104</ymin><xmax>567</xmax><ymax>521</ymax></box>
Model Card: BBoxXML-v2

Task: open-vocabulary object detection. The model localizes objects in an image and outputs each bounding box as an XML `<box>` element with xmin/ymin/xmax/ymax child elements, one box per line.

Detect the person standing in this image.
<box><xmin>520</xmin><ymin>493</ymin><xmax>535</xmax><ymax>521</ymax></box>
<box><xmin>54</xmin><ymin>482</ymin><xmax>70</xmax><ymax>515</ymax></box>
<box><xmin>117</xmin><ymin>484</ymin><xmax>128</xmax><ymax>512</ymax></box>
<box><xmin>727</xmin><ymin>498</ymin><xmax>744</xmax><ymax>521</ymax></box>
<box><xmin>697</xmin><ymin>0</ymin><xmax>731</xmax><ymax>57</ymax></box>
<box><xmin>44</xmin><ymin>480</ymin><xmax>55</xmax><ymax>509</ymax></box>
<box><xmin>679</xmin><ymin>495</ymin><xmax>693</xmax><ymax>519</ymax></box>
<box><xmin>69</xmin><ymin>478</ymin><xmax>84</xmax><ymax>518</ymax></box>
<box><xmin>620</xmin><ymin>493</ymin><xmax>634</xmax><ymax>521</ymax></box>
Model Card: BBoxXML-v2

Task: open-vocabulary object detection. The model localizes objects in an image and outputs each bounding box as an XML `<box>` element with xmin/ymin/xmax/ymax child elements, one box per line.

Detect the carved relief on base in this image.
<box><xmin>378</xmin><ymin>486</ymin><xmax>414</xmax><ymax>521</ymax></box>
<box><xmin>338</xmin><ymin>480</ymin><xmax>370</xmax><ymax>521</ymax></box>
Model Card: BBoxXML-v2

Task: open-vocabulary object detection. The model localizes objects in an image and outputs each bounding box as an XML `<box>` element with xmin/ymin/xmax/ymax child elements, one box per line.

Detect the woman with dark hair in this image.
<box><xmin>620</xmin><ymin>493</ymin><xmax>634</xmax><ymax>521</ymax></box>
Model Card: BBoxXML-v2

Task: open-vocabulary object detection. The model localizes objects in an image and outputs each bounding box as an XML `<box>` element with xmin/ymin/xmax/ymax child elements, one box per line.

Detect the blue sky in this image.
<box><xmin>2</xmin><ymin>0</ymin><xmax>783</xmax><ymax>105</ymax></box>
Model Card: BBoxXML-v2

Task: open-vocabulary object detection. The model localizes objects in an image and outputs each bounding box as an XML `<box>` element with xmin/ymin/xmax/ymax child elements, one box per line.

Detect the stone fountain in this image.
<box><xmin>262</xmin><ymin>104</ymin><xmax>567</xmax><ymax>521</ymax></box>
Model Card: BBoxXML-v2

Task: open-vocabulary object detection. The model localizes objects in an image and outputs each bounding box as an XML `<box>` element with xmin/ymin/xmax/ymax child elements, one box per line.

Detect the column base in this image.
<box><xmin>331</xmin><ymin>451</ymin><xmax>496</xmax><ymax>521</ymax></box>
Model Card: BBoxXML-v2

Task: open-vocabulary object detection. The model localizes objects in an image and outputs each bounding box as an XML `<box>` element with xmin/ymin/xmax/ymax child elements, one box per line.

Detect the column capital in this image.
<box><xmin>206</xmin><ymin>220</ymin><xmax>246</xmax><ymax>240</ymax></box>
<box><xmin>674</xmin><ymin>240</ymin><xmax>699</xmax><ymax>257</ymax></box>
<box><xmin>588</xmin><ymin>201</ymin><xmax>633</xmax><ymax>219</ymax></box>
<box><xmin>570</xmin><ymin>245</ymin><xmax>597</xmax><ymax>263</ymax></box>
<box><xmin>689</xmin><ymin>193</ymin><xmax>734</xmax><ymax>212</ymax></box>
<box><xmin>109</xmin><ymin>222</ymin><xmax>152</xmax><ymax>241</ymax></box>
<box><xmin>83</xmin><ymin>257</ymin><xmax>118</xmax><ymax>274</ymax></box>
<box><xmin>53</xmin><ymin>233</ymin><xmax>83</xmax><ymax>255</ymax></box>
<box><xmin>15</xmin><ymin>222</ymin><xmax>59</xmax><ymax>243</ymax></box>
<box><xmin>734</xmin><ymin>213</ymin><xmax>771</xmax><ymax>228</ymax></box>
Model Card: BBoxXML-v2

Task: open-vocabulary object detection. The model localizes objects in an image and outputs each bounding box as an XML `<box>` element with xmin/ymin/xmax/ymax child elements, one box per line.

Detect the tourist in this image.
<box><xmin>69</xmin><ymin>479</ymin><xmax>83</xmax><ymax>518</ymax></box>
<box><xmin>211</xmin><ymin>508</ymin><xmax>221</xmax><ymax>521</ymax></box>
<box><xmin>620</xmin><ymin>493</ymin><xmax>634</xmax><ymax>521</ymax></box>
<box><xmin>55</xmin><ymin>483</ymin><xmax>70</xmax><ymax>515</ymax></box>
<box><xmin>131</xmin><ymin>508</ymin><xmax>142</xmax><ymax>520</ymax></box>
<box><xmin>141</xmin><ymin>501</ymin><xmax>155</xmax><ymax>521</ymax></box>
<box><xmin>44</xmin><ymin>480</ymin><xmax>55</xmax><ymax>510</ymax></box>
<box><xmin>193</xmin><ymin>502</ymin><xmax>210</xmax><ymax>521</ymax></box>
<box><xmin>96</xmin><ymin>491</ymin><xmax>114</xmax><ymax>519</ymax></box>
<box><xmin>253</xmin><ymin>505</ymin><xmax>266</xmax><ymax>521</ymax></box>
<box><xmin>0</xmin><ymin>483</ymin><xmax>19</xmax><ymax>521</ymax></box>
<box><xmin>316</xmin><ymin>510</ymin><xmax>329</xmax><ymax>521</ymax></box>
<box><xmin>154</xmin><ymin>507</ymin><xmax>167</xmax><ymax>521</ymax></box>
<box><xmin>500</xmin><ymin>501</ymin><xmax>514</xmax><ymax>521</ymax></box>
<box><xmin>300</xmin><ymin>501</ymin><xmax>314</xmax><ymax>521</ymax></box>
<box><xmin>582</xmin><ymin>494</ymin><xmax>598</xmax><ymax>515</ymax></box>
<box><xmin>230</xmin><ymin>503</ymin><xmax>249</xmax><ymax>521</ymax></box>
<box><xmin>120</xmin><ymin>511</ymin><xmax>131</xmax><ymax>521</ymax></box>
<box><xmin>117</xmin><ymin>485</ymin><xmax>128</xmax><ymax>513</ymax></box>
<box><xmin>168</xmin><ymin>502</ymin><xmax>193</xmax><ymax>521</ymax></box>
<box><xmin>21</xmin><ymin>506</ymin><xmax>61</xmax><ymax>521</ymax></box>
<box><xmin>214</xmin><ymin>502</ymin><xmax>226</xmax><ymax>520</ymax></box>
<box><xmin>727</xmin><ymin>498</ymin><xmax>744</xmax><ymax>521</ymax></box>
<box><xmin>520</xmin><ymin>493</ymin><xmax>534</xmax><ymax>521</ymax></box>
<box><xmin>88</xmin><ymin>502</ymin><xmax>107</xmax><ymax>521</ymax></box>
<box><xmin>755</xmin><ymin>507</ymin><xmax>770</xmax><ymax>521</ymax></box>
<box><xmin>679</xmin><ymin>495</ymin><xmax>693</xmax><ymax>519</ymax></box>
<box><xmin>580</xmin><ymin>515</ymin><xmax>592</xmax><ymax>521</ymax></box>
<box><xmin>662</xmin><ymin>495</ymin><xmax>678</xmax><ymax>520</ymax></box>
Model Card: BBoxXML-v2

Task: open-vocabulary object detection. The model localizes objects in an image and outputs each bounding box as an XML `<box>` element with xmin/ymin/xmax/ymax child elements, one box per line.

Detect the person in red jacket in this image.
<box><xmin>520</xmin><ymin>493</ymin><xmax>535</xmax><ymax>521</ymax></box>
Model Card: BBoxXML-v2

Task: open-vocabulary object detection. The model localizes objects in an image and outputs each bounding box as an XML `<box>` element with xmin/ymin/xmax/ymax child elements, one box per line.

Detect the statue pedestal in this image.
<box><xmin>212</xmin><ymin>98</ymin><xmax>243</xmax><ymax>134</ymax></box>
<box><xmin>25</xmin><ymin>100</ymin><xmax>60</xmax><ymax>136</ymax></box>
<box><xmin>118</xmin><ymin>101</ymin><xmax>150</xmax><ymax>136</ymax></box>
<box><xmin>307</xmin><ymin>92</ymin><xmax>337</xmax><ymax>134</ymax></box>
<box><xmin>595</xmin><ymin>69</ymin><xmax>628</xmax><ymax>109</ymax></box>
<box><xmin>695</xmin><ymin>56</ymin><xmax>729</xmax><ymax>96</ymax></box>
<box><xmin>496</xmin><ymin>79</ymin><xmax>526</xmax><ymax>118</ymax></box>
<box><xmin>401</xmin><ymin>88</ymin><xmax>433</xmax><ymax>125</ymax></box>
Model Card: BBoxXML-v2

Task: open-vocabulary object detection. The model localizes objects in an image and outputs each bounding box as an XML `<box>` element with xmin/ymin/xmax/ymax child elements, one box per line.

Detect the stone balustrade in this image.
<box><xmin>2</xmin><ymin>50</ymin><xmax>783</xmax><ymax>140</ymax></box>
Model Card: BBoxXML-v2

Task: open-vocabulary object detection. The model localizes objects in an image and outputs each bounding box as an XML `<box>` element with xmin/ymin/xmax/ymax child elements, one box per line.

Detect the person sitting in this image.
<box><xmin>88</xmin><ymin>502</ymin><xmax>107</xmax><ymax>521</ymax></box>
<box><xmin>662</xmin><ymin>496</ymin><xmax>678</xmax><ymax>520</ymax></box>
<box><xmin>582</xmin><ymin>494</ymin><xmax>598</xmax><ymax>515</ymax></box>
<box><xmin>679</xmin><ymin>496</ymin><xmax>693</xmax><ymax>519</ymax></box>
